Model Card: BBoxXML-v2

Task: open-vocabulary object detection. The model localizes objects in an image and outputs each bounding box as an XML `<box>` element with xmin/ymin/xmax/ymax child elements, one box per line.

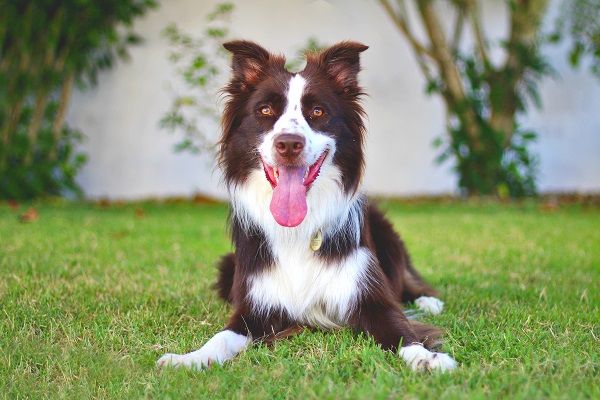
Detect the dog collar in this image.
<box><xmin>310</xmin><ymin>230</ymin><xmax>322</xmax><ymax>251</ymax></box>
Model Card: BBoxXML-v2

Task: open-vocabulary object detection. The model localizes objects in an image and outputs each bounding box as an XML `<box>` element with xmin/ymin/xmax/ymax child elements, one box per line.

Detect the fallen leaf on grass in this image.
<box><xmin>111</xmin><ymin>230</ymin><xmax>129</xmax><ymax>239</ymax></box>
<box><xmin>192</xmin><ymin>194</ymin><xmax>220</xmax><ymax>204</ymax></box>
<box><xmin>540</xmin><ymin>197</ymin><xmax>559</xmax><ymax>213</ymax></box>
<box><xmin>19</xmin><ymin>208</ymin><xmax>39</xmax><ymax>223</ymax></box>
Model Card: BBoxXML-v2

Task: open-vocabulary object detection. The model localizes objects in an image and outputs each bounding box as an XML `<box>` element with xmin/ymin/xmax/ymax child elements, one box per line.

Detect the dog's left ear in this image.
<box><xmin>311</xmin><ymin>41</ymin><xmax>369</xmax><ymax>90</ymax></box>
<box><xmin>223</xmin><ymin>40</ymin><xmax>282</xmax><ymax>90</ymax></box>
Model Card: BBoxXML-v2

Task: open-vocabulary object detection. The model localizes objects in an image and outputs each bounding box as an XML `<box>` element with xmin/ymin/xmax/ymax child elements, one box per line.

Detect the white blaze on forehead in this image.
<box><xmin>259</xmin><ymin>75</ymin><xmax>334</xmax><ymax>167</ymax></box>
<box><xmin>286</xmin><ymin>75</ymin><xmax>306</xmax><ymax>113</ymax></box>
<box><xmin>273</xmin><ymin>75</ymin><xmax>309</xmax><ymax>134</ymax></box>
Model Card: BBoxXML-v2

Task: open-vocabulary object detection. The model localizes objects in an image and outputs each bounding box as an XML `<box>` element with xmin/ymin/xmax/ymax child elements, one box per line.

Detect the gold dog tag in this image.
<box><xmin>310</xmin><ymin>230</ymin><xmax>322</xmax><ymax>251</ymax></box>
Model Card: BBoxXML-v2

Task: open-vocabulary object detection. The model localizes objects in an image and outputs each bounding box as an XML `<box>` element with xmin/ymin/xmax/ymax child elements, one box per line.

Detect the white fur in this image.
<box><xmin>415</xmin><ymin>296</ymin><xmax>444</xmax><ymax>315</ymax></box>
<box><xmin>232</xmin><ymin>168</ymin><xmax>370</xmax><ymax>328</ymax></box>
<box><xmin>157</xmin><ymin>330</ymin><xmax>251</xmax><ymax>370</ymax></box>
<box><xmin>258</xmin><ymin>75</ymin><xmax>335</xmax><ymax>168</ymax></box>
<box><xmin>399</xmin><ymin>344</ymin><xmax>457</xmax><ymax>373</ymax></box>
<box><xmin>248</xmin><ymin>246</ymin><xmax>374</xmax><ymax>328</ymax></box>
<box><xmin>231</xmin><ymin>166</ymin><xmax>359</xmax><ymax>240</ymax></box>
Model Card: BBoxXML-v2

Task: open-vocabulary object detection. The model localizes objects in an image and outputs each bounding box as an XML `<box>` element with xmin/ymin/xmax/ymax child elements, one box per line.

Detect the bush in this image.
<box><xmin>0</xmin><ymin>0</ymin><xmax>157</xmax><ymax>200</ymax></box>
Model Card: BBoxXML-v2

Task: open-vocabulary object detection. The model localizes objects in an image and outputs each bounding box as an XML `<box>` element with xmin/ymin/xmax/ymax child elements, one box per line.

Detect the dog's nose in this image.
<box><xmin>274</xmin><ymin>133</ymin><xmax>305</xmax><ymax>161</ymax></box>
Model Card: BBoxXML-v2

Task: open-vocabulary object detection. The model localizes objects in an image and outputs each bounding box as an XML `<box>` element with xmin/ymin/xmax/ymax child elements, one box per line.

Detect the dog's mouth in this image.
<box><xmin>261</xmin><ymin>151</ymin><xmax>328</xmax><ymax>227</ymax></box>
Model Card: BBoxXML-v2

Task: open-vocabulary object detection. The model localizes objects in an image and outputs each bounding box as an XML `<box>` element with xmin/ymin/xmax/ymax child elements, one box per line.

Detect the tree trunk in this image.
<box><xmin>24</xmin><ymin>91</ymin><xmax>50</xmax><ymax>165</ymax></box>
<box><xmin>491</xmin><ymin>0</ymin><xmax>548</xmax><ymax>146</ymax></box>
<box><xmin>0</xmin><ymin>98</ymin><xmax>25</xmax><ymax>169</ymax></box>
<box><xmin>416</xmin><ymin>0</ymin><xmax>484</xmax><ymax>153</ymax></box>
<box><xmin>49</xmin><ymin>72</ymin><xmax>74</xmax><ymax>161</ymax></box>
<box><xmin>378</xmin><ymin>0</ymin><xmax>550</xmax><ymax>197</ymax></box>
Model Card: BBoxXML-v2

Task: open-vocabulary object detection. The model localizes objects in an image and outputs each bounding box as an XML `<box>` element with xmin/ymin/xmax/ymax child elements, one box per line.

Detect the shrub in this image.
<box><xmin>0</xmin><ymin>0</ymin><xmax>157</xmax><ymax>200</ymax></box>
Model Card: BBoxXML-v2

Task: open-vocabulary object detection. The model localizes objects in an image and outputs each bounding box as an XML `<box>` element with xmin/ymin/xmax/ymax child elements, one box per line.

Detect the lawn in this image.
<box><xmin>0</xmin><ymin>199</ymin><xmax>598</xmax><ymax>399</ymax></box>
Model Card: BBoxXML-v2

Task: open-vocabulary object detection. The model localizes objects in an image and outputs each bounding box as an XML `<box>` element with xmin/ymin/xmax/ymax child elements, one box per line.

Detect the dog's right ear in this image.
<box><xmin>224</xmin><ymin>40</ymin><xmax>278</xmax><ymax>90</ymax></box>
<box><xmin>313</xmin><ymin>41</ymin><xmax>368</xmax><ymax>92</ymax></box>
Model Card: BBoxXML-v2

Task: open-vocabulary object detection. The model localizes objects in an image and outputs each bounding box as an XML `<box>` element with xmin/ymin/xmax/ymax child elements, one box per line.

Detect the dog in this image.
<box><xmin>157</xmin><ymin>40</ymin><xmax>457</xmax><ymax>373</ymax></box>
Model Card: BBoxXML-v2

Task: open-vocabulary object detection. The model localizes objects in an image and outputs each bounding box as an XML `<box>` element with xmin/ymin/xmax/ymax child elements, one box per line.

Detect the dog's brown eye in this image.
<box><xmin>260</xmin><ymin>106</ymin><xmax>273</xmax><ymax>115</ymax></box>
<box><xmin>313</xmin><ymin>107</ymin><xmax>323</xmax><ymax>117</ymax></box>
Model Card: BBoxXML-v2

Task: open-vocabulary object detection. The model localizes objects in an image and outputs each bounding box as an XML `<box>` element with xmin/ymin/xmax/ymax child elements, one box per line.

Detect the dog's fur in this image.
<box><xmin>157</xmin><ymin>41</ymin><xmax>456</xmax><ymax>372</ymax></box>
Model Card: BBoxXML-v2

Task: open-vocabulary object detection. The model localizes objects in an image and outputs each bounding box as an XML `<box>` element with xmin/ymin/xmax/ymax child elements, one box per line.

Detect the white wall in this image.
<box><xmin>67</xmin><ymin>0</ymin><xmax>600</xmax><ymax>200</ymax></box>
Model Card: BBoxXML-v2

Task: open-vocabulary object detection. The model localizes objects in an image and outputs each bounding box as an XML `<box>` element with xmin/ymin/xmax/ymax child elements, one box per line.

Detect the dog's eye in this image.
<box><xmin>312</xmin><ymin>107</ymin><xmax>324</xmax><ymax>117</ymax></box>
<box><xmin>260</xmin><ymin>106</ymin><xmax>273</xmax><ymax>116</ymax></box>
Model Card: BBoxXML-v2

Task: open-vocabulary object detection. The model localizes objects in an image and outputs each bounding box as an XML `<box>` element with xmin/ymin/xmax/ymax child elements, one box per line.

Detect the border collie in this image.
<box><xmin>158</xmin><ymin>41</ymin><xmax>457</xmax><ymax>373</ymax></box>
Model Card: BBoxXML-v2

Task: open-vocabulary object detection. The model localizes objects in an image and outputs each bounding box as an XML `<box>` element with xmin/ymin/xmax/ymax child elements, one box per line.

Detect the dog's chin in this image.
<box><xmin>261</xmin><ymin>151</ymin><xmax>328</xmax><ymax>227</ymax></box>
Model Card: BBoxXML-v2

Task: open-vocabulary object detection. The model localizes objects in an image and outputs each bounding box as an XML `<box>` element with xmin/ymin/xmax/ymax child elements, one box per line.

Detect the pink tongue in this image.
<box><xmin>270</xmin><ymin>166</ymin><xmax>307</xmax><ymax>227</ymax></box>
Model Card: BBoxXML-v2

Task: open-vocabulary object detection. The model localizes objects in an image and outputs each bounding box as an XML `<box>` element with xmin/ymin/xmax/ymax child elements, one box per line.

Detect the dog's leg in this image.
<box><xmin>157</xmin><ymin>308</ymin><xmax>255</xmax><ymax>370</ymax></box>
<box><xmin>214</xmin><ymin>253</ymin><xmax>236</xmax><ymax>303</ymax></box>
<box><xmin>157</xmin><ymin>306</ymin><xmax>300</xmax><ymax>369</ymax></box>
<box><xmin>352</xmin><ymin>298</ymin><xmax>456</xmax><ymax>373</ymax></box>
<box><xmin>368</xmin><ymin>204</ymin><xmax>443</xmax><ymax>313</ymax></box>
<box><xmin>399</xmin><ymin>342</ymin><xmax>457</xmax><ymax>373</ymax></box>
<box><xmin>157</xmin><ymin>329</ymin><xmax>251</xmax><ymax>370</ymax></box>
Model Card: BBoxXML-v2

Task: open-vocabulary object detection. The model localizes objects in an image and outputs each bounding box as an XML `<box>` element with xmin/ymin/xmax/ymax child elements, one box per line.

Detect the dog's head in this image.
<box><xmin>220</xmin><ymin>40</ymin><xmax>368</xmax><ymax>227</ymax></box>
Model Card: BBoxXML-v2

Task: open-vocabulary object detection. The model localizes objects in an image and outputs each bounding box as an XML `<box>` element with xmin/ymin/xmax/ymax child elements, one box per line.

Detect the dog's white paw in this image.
<box><xmin>414</xmin><ymin>296</ymin><xmax>444</xmax><ymax>315</ymax></box>
<box><xmin>399</xmin><ymin>344</ymin><xmax>457</xmax><ymax>373</ymax></box>
<box><xmin>156</xmin><ymin>351</ymin><xmax>224</xmax><ymax>370</ymax></box>
<box><xmin>156</xmin><ymin>352</ymin><xmax>210</xmax><ymax>370</ymax></box>
<box><xmin>157</xmin><ymin>330</ymin><xmax>251</xmax><ymax>370</ymax></box>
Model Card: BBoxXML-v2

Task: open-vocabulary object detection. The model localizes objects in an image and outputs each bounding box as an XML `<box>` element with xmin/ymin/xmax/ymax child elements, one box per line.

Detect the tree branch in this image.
<box><xmin>492</xmin><ymin>0</ymin><xmax>549</xmax><ymax>145</ymax></box>
<box><xmin>451</xmin><ymin>7</ymin><xmax>466</xmax><ymax>53</ymax></box>
<box><xmin>468</xmin><ymin>0</ymin><xmax>491</xmax><ymax>67</ymax></box>
<box><xmin>49</xmin><ymin>72</ymin><xmax>74</xmax><ymax>161</ymax></box>
<box><xmin>504</xmin><ymin>0</ymin><xmax>548</xmax><ymax>71</ymax></box>
<box><xmin>415</xmin><ymin>0</ymin><xmax>483</xmax><ymax>151</ymax></box>
<box><xmin>377</xmin><ymin>0</ymin><xmax>435</xmax><ymax>59</ymax></box>
<box><xmin>378</xmin><ymin>0</ymin><xmax>438</xmax><ymax>83</ymax></box>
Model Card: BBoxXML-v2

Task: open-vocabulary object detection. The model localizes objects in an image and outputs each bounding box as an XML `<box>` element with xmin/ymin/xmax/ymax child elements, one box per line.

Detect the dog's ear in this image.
<box><xmin>223</xmin><ymin>40</ymin><xmax>280</xmax><ymax>90</ymax></box>
<box><xmin>310</xmin><ymin>41</ymin><xmax>369</xmax><ymax>90</ymax></box>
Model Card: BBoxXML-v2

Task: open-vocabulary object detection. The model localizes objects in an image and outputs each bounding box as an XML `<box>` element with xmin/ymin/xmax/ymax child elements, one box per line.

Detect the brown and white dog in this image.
<box><xmin>157</xmin><ymin>41</ymin><xmax>456</xmax><ymax>373</ymax></box>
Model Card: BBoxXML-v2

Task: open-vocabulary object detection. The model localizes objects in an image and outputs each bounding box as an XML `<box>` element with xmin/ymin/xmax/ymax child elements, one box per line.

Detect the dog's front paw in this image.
<box><xmin>156</xmin><ymin>352</ymin><xmax>215</xmax><ymax>370</ymax></box>
<box><xmin>156</xmin><ymin>330</ymin><xmax>252</xmax><ymax>370</ymax></box>
<box><xmin>399</xmin><ymin>344</ymin><xmax>457</xmax><ymax>373</ymax></box>
<box><xmin>157</xmin><ymin>353</ymin><xmax>182</xmax><ymax>369</ymax></box>
<box><xmin>414</xmin><ymin>296</ymin><xmax>444</xmax><ymax>315</ymax></box>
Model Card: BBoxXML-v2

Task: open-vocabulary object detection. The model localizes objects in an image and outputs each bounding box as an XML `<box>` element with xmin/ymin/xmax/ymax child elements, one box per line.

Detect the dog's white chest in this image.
<box><xmin>248</xmin><ymin>245</ymin><xmax>372</xmax><ymax>329</ymax></box>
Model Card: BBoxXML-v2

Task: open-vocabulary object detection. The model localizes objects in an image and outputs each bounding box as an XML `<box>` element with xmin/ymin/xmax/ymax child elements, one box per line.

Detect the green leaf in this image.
<box><xmin>521</xmin><ymin>132</ymin><xmax>537</xmax><ymax>141</ymax></box>
<box><xmin>569</xmin><ymin>43</ymin><xmax>584</xmax><ymax>67</ymax></box>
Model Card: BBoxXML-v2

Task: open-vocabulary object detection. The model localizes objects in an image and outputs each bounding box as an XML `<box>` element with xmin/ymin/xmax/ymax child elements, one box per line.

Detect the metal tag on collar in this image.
<box><xmin>310</xmin><ymin>229</ymin><xmax>322</xmax><ymax>251</ymax></box>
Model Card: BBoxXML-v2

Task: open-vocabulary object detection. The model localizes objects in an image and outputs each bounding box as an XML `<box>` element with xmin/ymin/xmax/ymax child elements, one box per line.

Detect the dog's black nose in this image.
<box><xmin>274</xmin><ymin>133</ymin><xmax>305</xmax><ymax>161</ymax></box>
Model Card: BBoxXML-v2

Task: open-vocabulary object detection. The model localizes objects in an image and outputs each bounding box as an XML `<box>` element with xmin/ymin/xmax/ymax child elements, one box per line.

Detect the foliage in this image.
<box><xmin>0</xmin><ymin>102</ymin><xmax>87</xmax><ymax>199</ymax></box>
<box><xmin>286</xmin><ymin>37</ymin><xmax>328</xmax><ymax>72</ymax></box>
<box><xmin>160</xmin><ymin>4</ymin><xmax>234</xmax><ymax>154</ymax></box>
<box><xmin>378</xmin><ymin>0</ymin><xmax>554</xmax><ymax>197</ymax></box>
<box><xmin>553</xmin><ymin>0</ymin><xmax>600</xmax><ymax>78</ymax></box>
<box><xmin>0</xmin><ymin>0</ymin><xmax>157</xmax><ymax>199</ymax></box>
<box><xmin>432</xmin><ymin>46</ymin><xmax>551</xmax><ymax>198</ymax></box>
<box><xmin>1</xmin><ymin>201</ymin><xmax>599</xmax><ymax>398</ymax></box>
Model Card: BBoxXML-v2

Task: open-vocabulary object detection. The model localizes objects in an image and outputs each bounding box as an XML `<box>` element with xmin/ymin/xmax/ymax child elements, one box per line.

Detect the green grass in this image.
<box><xmin>1</xmin><ymin>199</ymin><xmax>598</xmax><ymax>399</ymax></box>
